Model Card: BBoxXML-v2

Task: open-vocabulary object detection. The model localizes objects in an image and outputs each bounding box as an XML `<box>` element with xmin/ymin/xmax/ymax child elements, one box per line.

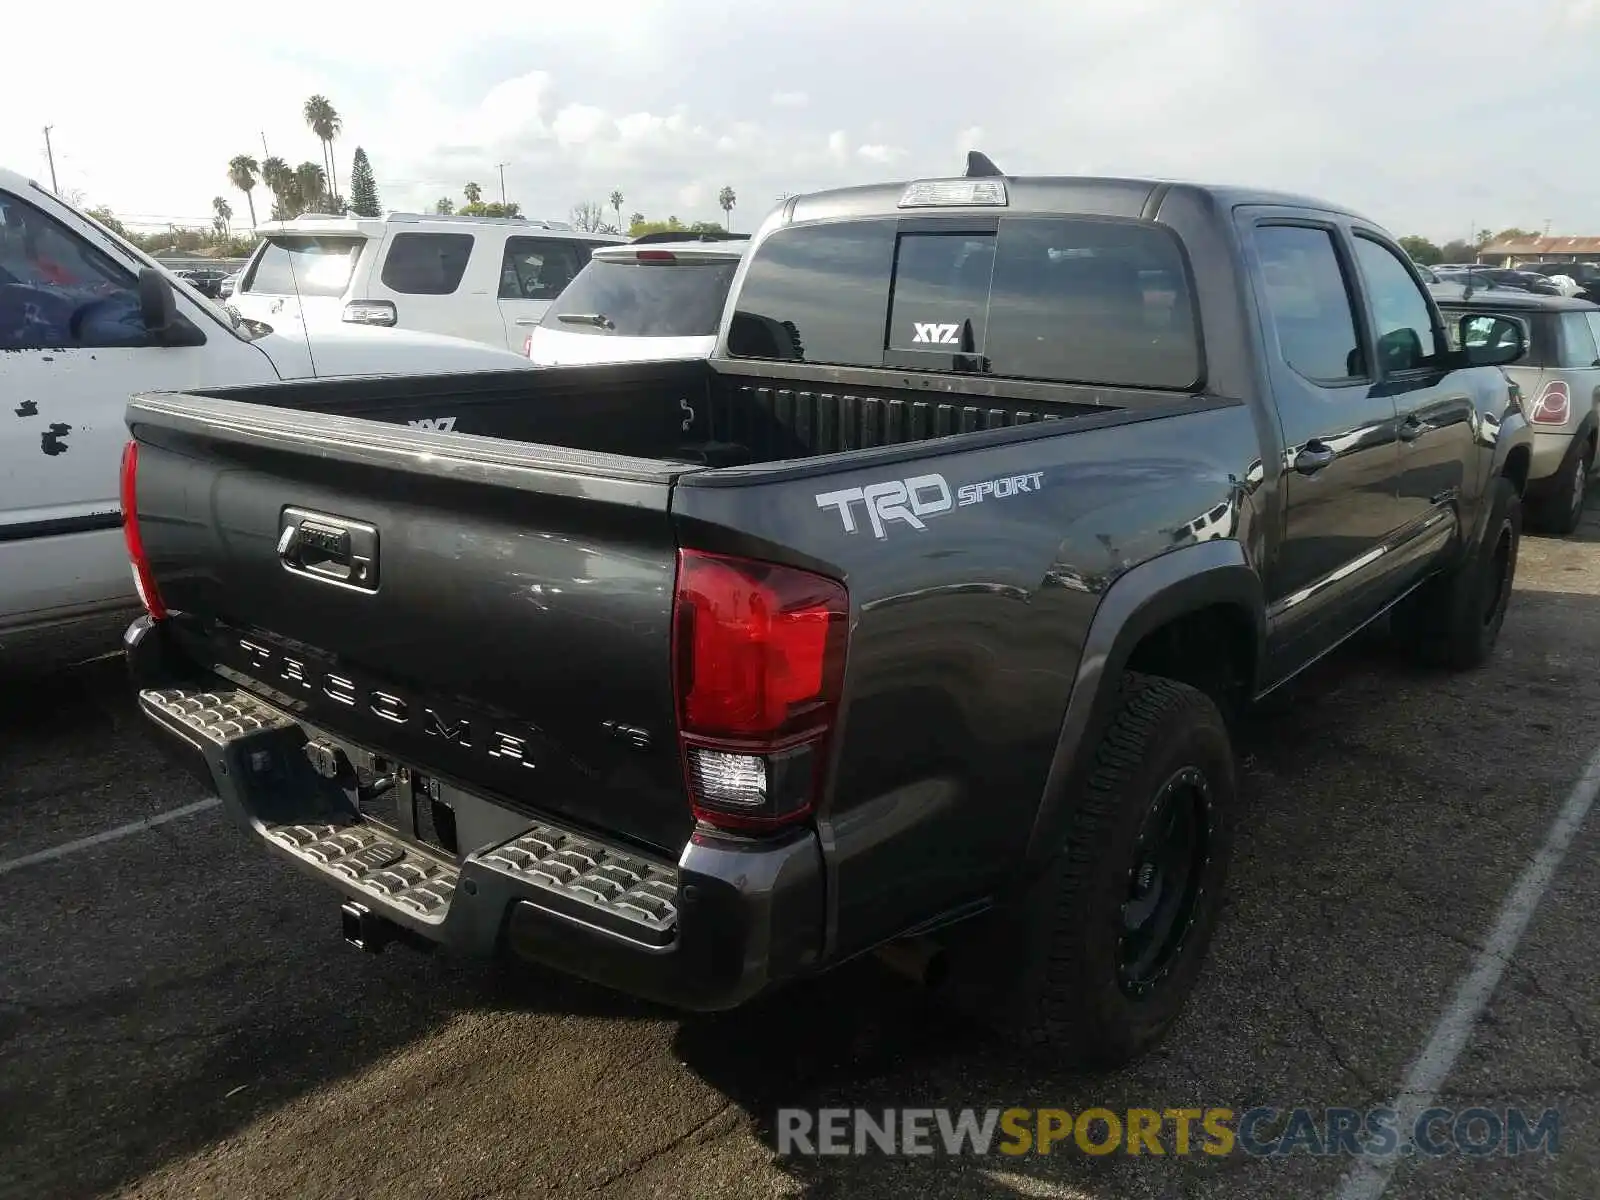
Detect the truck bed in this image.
<box><xmin>151</xmin><ymin>358</ymin><xmax>1115</xmax><ymax>473</ymax></box>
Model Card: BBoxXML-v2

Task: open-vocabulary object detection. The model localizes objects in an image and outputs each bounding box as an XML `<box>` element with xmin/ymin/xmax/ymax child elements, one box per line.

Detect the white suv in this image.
<box><xmin>230</xmin><ymin>212</ymin><xmax>626</xmax><ymax>352</ymax></box>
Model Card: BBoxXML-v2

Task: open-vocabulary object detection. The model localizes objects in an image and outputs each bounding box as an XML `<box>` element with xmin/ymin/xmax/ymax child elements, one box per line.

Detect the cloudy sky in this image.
<box><xmin>5</xmin><ymin>0</ymin><xmax>1596</xmax><ymax>242</ymax></box>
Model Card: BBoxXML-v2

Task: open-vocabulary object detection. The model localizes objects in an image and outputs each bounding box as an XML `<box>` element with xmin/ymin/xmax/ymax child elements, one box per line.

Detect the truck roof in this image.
<box><xmin>783</xmin><ymin>168</ymin><xmax>1374</xmax><ymax>227</ymax></box>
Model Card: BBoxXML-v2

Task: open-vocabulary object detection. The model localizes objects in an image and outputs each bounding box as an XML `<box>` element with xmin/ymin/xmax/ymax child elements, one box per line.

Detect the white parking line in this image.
<box><xmin>0</xmin><ymin>796</ymin><xmax>221</xmax><ymax>877</ymax></box>
<box><xmin>1333</xmin><ymin>740</ymin><xmax>1600</xmax><ymax>1200</ymax></box>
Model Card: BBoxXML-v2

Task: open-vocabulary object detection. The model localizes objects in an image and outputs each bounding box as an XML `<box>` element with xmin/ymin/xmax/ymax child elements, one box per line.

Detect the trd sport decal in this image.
<box><xmin>815</xmin><ymin>470</ymin><xmax>1045</xmax><ymax>539</ymax></box>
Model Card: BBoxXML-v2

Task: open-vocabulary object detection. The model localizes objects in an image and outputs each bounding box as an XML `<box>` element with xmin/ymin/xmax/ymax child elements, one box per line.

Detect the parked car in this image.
<box><xmin>1521</xmin><ymin>262</ymin><xmax>1600</xmax><ymax>304</ymax></box>
<box><xmin>227</xmin><ymin>212</ymin><xmax>626</xmax><ymax>352</ymax></box>
<box><xmin>218</xmin><ymin>270</ymin><xmax>240</xmax><ymax>299</ymax></box>
<box><xmin>123</xmin><ymin>157</ymin><xmax>1530</xmax><ymax>1070</ymax></box>
<box><xmin>1435</xmin><ymin>267</ymin><xmax>1558</xmax><ymax>296</ymax></box>
<box><xmin>1436</xmin><ymin>290</ymin><xmax>1600</xmax><ymax>534</ymax></box>
<box><xmin>180</xmin><ymin>267</ymin><xmax>231</xmax><ymax>299</ymax></box>
<box><xmin>524</xmin><ymin>239</ymin><xmax>745</xmax><ymax>366</ymax></box>
<box><xmin>0</xmin><ymin>169</ymin><xmax>537</xmax><ymax>670</ymax></box>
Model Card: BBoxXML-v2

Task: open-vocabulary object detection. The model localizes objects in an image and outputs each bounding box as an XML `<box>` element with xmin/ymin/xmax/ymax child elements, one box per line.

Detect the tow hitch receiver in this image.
<box><xmin>341</xmin><ymin>900</ymin><xmax>392</xmax><ymax>953</ymax></box>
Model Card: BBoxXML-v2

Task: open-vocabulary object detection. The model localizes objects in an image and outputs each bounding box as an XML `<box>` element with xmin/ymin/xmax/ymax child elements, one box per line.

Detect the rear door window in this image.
<box><xmin>499</xmin><ymin>237</ymin><xmax>595</xmax><ymax>301</ymax></box>
<box><xmin>983</xmin><ymin>218</ymin><xmax>1200</xmax><ymax>388</ymax></box>
<box><xmin>380</xmin><ymin>232</ymin><xmax>474</xmax><ymax>295</ymax></box>
<box><xmin>243</xmin><ymin>235</ymin><xmax>365</xmax><ymax>296</ymax></box>
<box><xmin>540</xmin><ymin>257</ymin><xmax>740</xmax><ymax>336</ymax></box>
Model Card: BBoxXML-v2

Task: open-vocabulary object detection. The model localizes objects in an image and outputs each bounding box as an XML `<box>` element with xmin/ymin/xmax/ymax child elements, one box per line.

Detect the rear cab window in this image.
<box><xmin>540</xmin><ymin>252</ymin><xmax>741</xmax><ymax>337</ymax></box>
<box><xmin>727</xmin><ymin>216</ymin><xmax>1202</xmax><ymax>389</ymax></box>
<box><xmin>242</xmin><ymin>235</ymin><xmax>366</xmax><ymax>297</ymax></box>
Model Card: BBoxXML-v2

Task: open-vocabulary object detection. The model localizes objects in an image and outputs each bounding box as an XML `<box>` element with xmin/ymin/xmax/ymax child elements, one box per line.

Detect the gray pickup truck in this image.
<box><xmin>123</xmin><ymin>155</ymin><xmax>1532</xmax><ymax>1069</ymax></box>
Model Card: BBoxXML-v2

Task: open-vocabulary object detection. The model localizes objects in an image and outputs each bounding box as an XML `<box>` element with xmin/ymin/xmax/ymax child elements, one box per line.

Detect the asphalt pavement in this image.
<box><xmin>3</xmin><ymin>507</ymin><xmax>1599</xmax><ymax>1200</ymax></box>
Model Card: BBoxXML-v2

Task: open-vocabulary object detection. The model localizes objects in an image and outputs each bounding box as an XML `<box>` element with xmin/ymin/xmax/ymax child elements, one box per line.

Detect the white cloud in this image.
<box><xmin>826</xmin><ymin>131</ymin><xmax>849</xmax><ymax>165</ymax></box>
<box><xmin>551</xmin><ymin>104</ymin><xmax>610</xmax><ymax>147</ymax></box>
<box><xmin>856</xmin><ymin>144</ymin><xmax>905</xmax><ymax>165</ymax></box>
<box><xmin>771</xmin><ymin>91</ymin><xmax>810</xmax><ymax>107</ymax></box>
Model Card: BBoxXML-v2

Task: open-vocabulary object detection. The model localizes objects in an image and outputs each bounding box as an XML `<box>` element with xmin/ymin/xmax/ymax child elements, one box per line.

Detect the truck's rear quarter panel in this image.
<box><xmin>673</xmin><ymin>394</ymin><xmax>1261</xmax><ymax>954</ymax></box>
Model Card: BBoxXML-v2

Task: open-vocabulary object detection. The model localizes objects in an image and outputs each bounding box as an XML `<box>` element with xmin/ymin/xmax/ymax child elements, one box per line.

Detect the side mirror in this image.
<box><xmin>138</xmin><ymin>267</ymin><xmax>178</xmax><ymax>341</ymax></box>
<box><xmin>1459</xmin><ymin>314</ymin><xmax>1526</xmax><ymax>367</ymax></box>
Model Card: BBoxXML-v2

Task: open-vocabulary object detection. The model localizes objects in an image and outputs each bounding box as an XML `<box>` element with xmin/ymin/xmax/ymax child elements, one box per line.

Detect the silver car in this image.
<box><xmin>1438</xmin><ymin>292</ymin><xmax>1600</xmax><ymax>534</ymax></box>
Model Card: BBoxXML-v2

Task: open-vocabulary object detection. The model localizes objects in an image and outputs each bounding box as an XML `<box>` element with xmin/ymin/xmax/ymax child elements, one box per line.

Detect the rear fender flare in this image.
<box><xmin>1023</xmin><ymin>539</ymin><xmax>1265</xmax><ymax>868</ymax></box>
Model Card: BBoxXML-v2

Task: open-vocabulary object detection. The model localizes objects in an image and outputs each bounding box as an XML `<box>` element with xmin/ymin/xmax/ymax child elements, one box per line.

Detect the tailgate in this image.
<box><xmin>128</xmin><ymin>391</ymin><xmax>696</xmax><ymax>855</ymax></box>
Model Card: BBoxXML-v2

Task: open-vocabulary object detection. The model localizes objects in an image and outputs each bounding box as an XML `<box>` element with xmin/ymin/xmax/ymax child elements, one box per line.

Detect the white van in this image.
<box><xmin>0</xmin><ymin>171</ymin><xmax>536</xmax><ymax>669</ymax></box>
<box><xmin>229</xmin><ymin>212</ymin><xmax>627</xmax><ymax>352</ymax></box>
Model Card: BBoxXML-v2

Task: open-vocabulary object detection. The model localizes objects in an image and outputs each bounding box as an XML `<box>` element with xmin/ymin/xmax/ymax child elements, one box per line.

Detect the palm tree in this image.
<box><xmin>212</xmin><ymin>196</ymin><xmax>233</xmax><ymax>239</ymax></box>
<box><xmin>295</xmin><ymin>161</ymin><xmax>327</xmax><ymax>212</ymax></box>
<box><xmin>718</xmin><ymin>186</ymin><xmax>737</xmax><ymax>232</ymax></box>
<box><xmin>260</xmin><ymin>156</ymin><xmax>291</xmax><ymax>216</ymax></box>
<box><xmin>609</xmin><ymin>190</ymin><xmax>624</xmax><ymax>233</ymax></box>
<box><xmin>303</xmin><ymin>95</ymin><xmax>343</xmax><ymax>201</ymax></box>
<box><xmin>227</xmin><ymin>155</ymin><xmax>260</xmax><ymax>230</ymax></box>
<box><xmin>464</xmin><ymin>181</ymin><xmax>483</xmax><ymax>206</ymax></box>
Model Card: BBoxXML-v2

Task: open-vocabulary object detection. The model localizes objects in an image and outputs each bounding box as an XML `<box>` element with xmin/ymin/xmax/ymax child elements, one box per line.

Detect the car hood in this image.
<box><xmin>255</xmin><ymin>322</ymin><xmax>536</xmax><ymax>379</ymax></box>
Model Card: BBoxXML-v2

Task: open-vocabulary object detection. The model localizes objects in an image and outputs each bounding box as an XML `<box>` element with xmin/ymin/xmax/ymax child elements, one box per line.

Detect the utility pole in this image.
<box><xmin>495</xmin><ymin>163</ymin><xmax>509</xmax><ymax>205</ymax></box>
<box><xmin>42</xmin><ymin>126</ymin><xmax>58</xmax><ymax>193</ymax></box>
<box><xmin>261</xmin><ymin>131</ymin><xmax>271</xmax><ymax>160</ymax></box>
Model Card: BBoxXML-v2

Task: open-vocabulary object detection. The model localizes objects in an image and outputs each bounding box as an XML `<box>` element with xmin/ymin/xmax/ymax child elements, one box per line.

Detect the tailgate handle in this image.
<box><xmin>279</xmin><ymin>507</ymin><xmax>380</xmax><ymax>592</ymax></box>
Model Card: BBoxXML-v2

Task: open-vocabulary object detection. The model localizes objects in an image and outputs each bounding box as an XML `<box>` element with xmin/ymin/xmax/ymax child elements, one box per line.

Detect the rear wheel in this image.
<box><xmin>1393</xmin><ymin>474</ymin><xmax>1520</xmax><ymax>669</ymax></box>
<box><xmin>1530</xmin><ymin>439</ymin><xmax>1592</xmax><ymax>536</ymax></box>
<box><xmin>941</xmin><ymin>672</ymin><xmax>1236</xmax><ymax>1068</ymax></box>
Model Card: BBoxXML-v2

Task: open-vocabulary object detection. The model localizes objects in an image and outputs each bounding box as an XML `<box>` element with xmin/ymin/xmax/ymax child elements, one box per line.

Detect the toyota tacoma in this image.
<box><xmin>123</xmin><ymin>155</ymin><xmax>1532</xmax><ymax>1067</ymax></box>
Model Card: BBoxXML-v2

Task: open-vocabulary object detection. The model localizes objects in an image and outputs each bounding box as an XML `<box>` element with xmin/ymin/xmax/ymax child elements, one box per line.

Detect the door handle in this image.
<box><xmin>1294</xmin><ymin>442</ymin><xmax>1336</xmax><ymax>475</ymax></box>
<box><xmin>1398</xmin><ymin>416</ymin><xmax>1424</xmax><ymax>442</ymax></box>
<box><xmin>513</xmin><ymin>318</ymin><xmax>541</xmax><ymax>326</ymax></box>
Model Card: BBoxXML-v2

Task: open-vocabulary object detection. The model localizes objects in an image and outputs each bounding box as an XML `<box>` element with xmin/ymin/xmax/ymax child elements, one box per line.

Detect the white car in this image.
<box><xmin>524</xmin><ymin>237</ymin><xmax>746</xmax><ymax>366</ymax></box>
<box><xmin>229</xmin><ymin>211</ymin><xmax>626</xmax><ymax>353</ymax></box>
<box><xmin>0</xmin><ymin>170</ymin><xmax>537</xmax><ymax>668</ymax></box>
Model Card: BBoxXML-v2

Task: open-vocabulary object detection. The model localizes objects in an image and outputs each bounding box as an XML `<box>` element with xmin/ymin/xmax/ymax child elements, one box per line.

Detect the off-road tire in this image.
<box><xmin>1393</xmin><ymin>475</ymin><xmax>1520</xmax><ymax>669</ymax></box>
<box><xmin>942</xmin><ymin>672</ymin><xmax>1236</xmax><ymax>1069</ymax></box>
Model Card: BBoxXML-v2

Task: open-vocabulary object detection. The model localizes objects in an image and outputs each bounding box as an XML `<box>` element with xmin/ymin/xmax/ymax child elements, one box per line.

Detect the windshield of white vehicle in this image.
<box><xmin>242</xmin><ymin>235</ymin><xmax>366</xmax><ymax>297</ymax></box>
<box><xmin>539</xmin><ymin>257</ymin><xmax>739</xmax><ymax>337</ymax></box>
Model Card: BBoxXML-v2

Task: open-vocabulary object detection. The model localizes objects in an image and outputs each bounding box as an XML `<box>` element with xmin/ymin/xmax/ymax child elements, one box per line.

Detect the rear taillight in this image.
<box><xmin>672</xmin><ymin>550</ymin><xmax>848</xmax><ymax>831</ymax></box>
<box><xmin>119</xmin><ymin>440</ymin><xmax>168</xmax><ymax>620</ymax></box>
<box><xmin>1531</xmin><ymin>380</ymin><xmax>1572</xmax><ymax>425</ymax></box>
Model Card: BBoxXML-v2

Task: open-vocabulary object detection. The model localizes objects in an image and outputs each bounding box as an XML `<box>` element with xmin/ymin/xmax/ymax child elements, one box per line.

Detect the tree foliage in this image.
<box><xmin>1398</xmin><ymin>235</ymin><xmax>1442</xmax><ymax>265</ymax></box>
<box><xmin>460</xmin><ymin>201</ymin><xmax>522</xmax><ymax>218</ymax></box>
<box><xmin>626</xmin><ymin>216</ymin><xmax>727</xmax><ymax>238</ymax></box>
<box><xmin>348</xmin><ymin>147</ymin><xmax>381</xmax><ymax>217</ymax></box>
<box><xmin>570</xmin><ymin>200</ymin><xmax>611</xmax><ymax>232</ymax></box>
